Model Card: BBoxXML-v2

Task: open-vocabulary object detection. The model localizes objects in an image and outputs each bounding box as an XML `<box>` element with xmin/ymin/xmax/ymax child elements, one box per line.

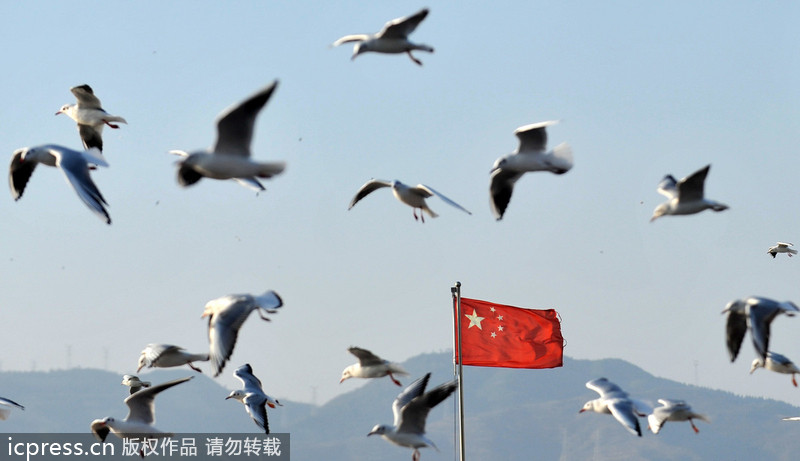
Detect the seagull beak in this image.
<box><xmin>55</xmin><ymin>110</ymin><xmax>62</xmax><ymax>116</ymax></box>
<box><xmin>578</xmin><ymin>408</ymin><xmax>586</xmax><ymax>414</ymax></box>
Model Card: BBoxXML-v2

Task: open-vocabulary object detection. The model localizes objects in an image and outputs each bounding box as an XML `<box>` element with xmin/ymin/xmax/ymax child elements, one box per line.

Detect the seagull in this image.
<box><xmin>647</xmin><ymin>399</ymin><xmax>709</xmax><ymax>434</ymax></box>
<box><xmin>768</xmin><ymin>242</ymin><xmax>797</xmax><ymax>258</ymax></box>
<box><xmin>225</xmin><ymin>364</ymin><xmax>281</xmax><ymax>434</ymax></box>
<box><xmin>579</xmin><ymin>378</ymin><xmax>649</xmax><ymax>437</ymax></box>
<box><xmin>201</xmin><ymin>290</ymin><xmax>283</xmax><ymax>377</ymax></box>
<box><xmin>169</xmin><ymin>150</ymin><xmax>265</xmax><ymax>192</ymax></box>
<box><xmin>489</xmin><ymin>121</ymin><xmax>573</xmax><ymax>220</ymax></box>
<box><xmin>121</xmin><ymin>375</ymin><xmax>152</xmax><ymax>395</ymax></box>
<box><xmin>332</xmin><ymin>9</ymin><xmax>434</xmax><ymax>66</ymax></box>
<box><xmin>56</xmin><ymin>84</ymin><xmax>127</xmax><ymax>152</ymax></box>
<box><xmin>173</xmin><ymin>81</ymin><xmax>286</xmax><ymax>188</ymax></box>
<box><xmin>650</xmin><ymin>164</ymin><xmax>728</xmax><ymax>222</ymax></box>
<box><xmin>750</xmin><ymin>351</ymin><xmax>800</xmax><ymax>387</ymax></box>
<box><xmin>341</xmin><ymin>346</ymin><xmax>410</xmax><ymax>386</ymax></box>
<box><xmin>90</xmin><ymin>376</ymin><xmax>193</xmax><ymax>445</ymax></box>
<box><xmin>782</xmin><ymin>416</ymin><xmax>800</xmax><ymax>421</ymax></box>
<box><xmin>368</xmin><ymin>373</ymin><xmax>457</xmax><ymax>461</ymax></box>
<box><xmin>9</xmin><ymin>144</ymin><xmax>111</xmax><ymax>224</ymax></box>
<box><xmin>137</xmin><ymin>344</ymin><xmax>210</xmax><ymax>374</ymax></box>
<box><xmin>348</xmin><ymin>179</ymin><xmax>471</xmax><ymax>222</ymax></box>
<box><xmin>0</xmin><ymin>397</ymin><xmax>24</xmax><ymax>420</ymax></box>
<box><xmin>722</xmin><ymin>296</ymin><xmax>799</xmax><ymax>362</ymax></box>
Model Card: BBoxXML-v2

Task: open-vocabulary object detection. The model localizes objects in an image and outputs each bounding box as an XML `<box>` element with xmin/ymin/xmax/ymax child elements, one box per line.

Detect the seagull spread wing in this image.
<box><xmin>213</xmin><ymin>82</ymin><xmax>277</xmax><ymax>157</ymax></box>
<box><xmin>379</xmin><ymin>9</ymin><xmax>429</xmax><ymax>39</ymax></box>
<box><xmin>348</xmin><ymin>179</ymin><xmax>392</xmax><ymax>209</ymax></box>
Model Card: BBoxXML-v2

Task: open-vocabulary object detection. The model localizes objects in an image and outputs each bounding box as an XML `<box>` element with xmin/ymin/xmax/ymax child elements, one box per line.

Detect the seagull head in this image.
<box><xmin>136</xmin><ymin>354</ymin><xmax>148</xmax><ymax>373</ymax></box>
<box><xmin>55</xmin><ymin>104</ymin><xmax>73</xmax><ymax>117</ymax></box>
<box><xmin>339</xmin><ymin>366</ymin><xmax>355</xmax><ymax>383</ymax></box>
<box><xmin>749</xmin><ymin>358</ymin><xmax>765</xmax><ymax>374</ymax></box>
<box><xmin>225</xmin><ymin>390</ymin><xmax>247</xmax><ymax>402</ymax></box>
<box><xmin>367</xmin><ymin>424</ymin><xmax>389</xmax><ymax>437</ymax></box>
<box><xmin>649</xmin><ymin>203</ymin><xmax>669</xmax><ymax>222</ymax></box>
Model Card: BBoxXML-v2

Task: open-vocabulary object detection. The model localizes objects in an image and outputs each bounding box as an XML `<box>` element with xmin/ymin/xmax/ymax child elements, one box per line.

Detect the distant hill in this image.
<box><xmin>1</xmin><ymin>354</ymin><xmax>799</xmax><ymax>460</ymax></box>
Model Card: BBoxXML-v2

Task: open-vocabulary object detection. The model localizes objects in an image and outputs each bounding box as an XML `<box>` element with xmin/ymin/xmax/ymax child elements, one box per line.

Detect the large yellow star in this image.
<box><xmin>465</xmin><ymin>309</ymin><xmax>485</xmax><ymax>330</ymax></box>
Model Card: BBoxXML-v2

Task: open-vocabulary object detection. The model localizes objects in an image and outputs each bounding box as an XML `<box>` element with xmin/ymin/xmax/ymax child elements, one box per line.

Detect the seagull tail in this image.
<box><xmin>550</xmin><ymin>142</ymin><xmax>573</xmax><ymax>174</ymax></box>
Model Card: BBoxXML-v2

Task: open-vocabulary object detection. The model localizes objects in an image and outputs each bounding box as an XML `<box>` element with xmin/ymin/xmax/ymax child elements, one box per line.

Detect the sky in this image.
<box><xmin>1</xmin><ymin>1</ymin><xmax>799</xmax><ymax>409</ymax></box>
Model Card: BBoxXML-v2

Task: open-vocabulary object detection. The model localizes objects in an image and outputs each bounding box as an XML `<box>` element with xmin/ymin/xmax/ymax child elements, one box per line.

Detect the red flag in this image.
<box><xmin>454</xmin><ymin>297</ymin><xmax>563</xmax><ymax>369</ymax></box>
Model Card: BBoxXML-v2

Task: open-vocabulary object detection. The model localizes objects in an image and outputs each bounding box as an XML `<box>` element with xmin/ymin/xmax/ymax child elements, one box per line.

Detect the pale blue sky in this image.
<box><xmin>1</xmin><ymin>1</ymin><xmax>799</xmax><ymax>407</ymax></box>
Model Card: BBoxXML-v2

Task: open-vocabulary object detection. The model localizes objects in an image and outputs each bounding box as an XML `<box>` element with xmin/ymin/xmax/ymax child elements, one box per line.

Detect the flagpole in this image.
<box><xmin>451</xmin><ymin>281</ymin><xmax>466</xmax><ymax>461</ymax></box>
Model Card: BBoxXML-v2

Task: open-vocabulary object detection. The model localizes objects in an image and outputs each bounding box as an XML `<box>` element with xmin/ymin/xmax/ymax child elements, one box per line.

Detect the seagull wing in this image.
<box><xmin>397</xmin><ymin>379</ymin><xmax>457</xmax><ymax>435</ymax></box>
<box><xmin>348</xmin><ymin>179</ymin><xmax>392</xmax><ymax>209</ymax></box>
<box><xmin>208</xmin><ymin>297</ymin><xmax>255</xmax><ymax>376</ymax></box>
<box><xmin>90</xmin><ymin>419</ymin><xmax>111</xmax><ymax>442</ymax></box>
<box><xmin>0</xmin><ymin>397</ymin><xmax>24</xmax><ymax>412</ymax></box>
<box><xmin>586</xmin><ymin>378</ymin><xmax>627</xmax><ymax>398</ymax></box>
<box><xmin>70</xmin><ymin>84</ymin><xmax>103</xmax><ymax>109</ymax></box>
<box><xmin>489</xmin><ymin>168</ymin><xmax>523</xmax><ymax>221</ymax></box>
<box><xmin>78</xmin><ymin>123</ymin><xmax>104</xmax><ymax>151</ymax></box>
<box><xmin>244</xmin><ymin>393</ymin><xmax>270</xmax><ymax>434</ymax></box>
<box><xmin>213</xmin><ymin>81</ymin><xmax>278</xmax><ymax>157</ymax></box>
<box><xmin>677</xmin><ymin>164</ymin><xmax>710</xmax><ymax>202</ymax></box>
<box><xmin>725</xmin><ymin>309</ymin><xmax>748</xmax><ymax>362</ymax></box>
<box><xmin>748</xmin><ymin>302</ymin><xmax>784</xmax><ymax>361</ymax></box>
<box><xmin>392</xmin><ymin>373</ymin><xmax>430</xmax><ymax>427</ymax></box>
<box><xmin>348</xmin><ymin>347</ymin><xmax>385</xmax><ymax>367</ymax></box>
<box><xmin>607</xmin><ymin>399</ymin><xmax>642</xmax><ymax>436</ymax></box>
<box><xmin>124</xmin><ymin>376</ymin><xmax>193</xmax><ymax>425</ymax></box>
<box><xmin>56</xmin><ymin>148</ymin><xmax>111</xmax><ymax>224</ymax></box>
<box><xmin>418</xmin><ymin>184</ymin><xmax>472</xmax><ymax>215</ymax></box>
<box><xmin>9</xmin><ymin>148</ymin><xmax>37</xmax><ymax>200</ymax></box>
<box><xmin>331</xmin><ymin>34</ymin><xmax>370</xmax><ymax>47</ymax></box>
<box><xmin>514</xmin><ymin>121</ymin><xmax>558</xmax><ymax>153</ymax></box>
<box><xmin>141</xmin><ymin>344</ymin><xmax>183</xmax><ymax>367</ymax></box>
<box><xmin>234</xmin><ymin>364</ymin><xmax>264</xmax><ymax>391</ymax></box>
<box><xmin>657</xmin><ymin>175</ymin><xmax>678</xmax><ymax>199</ymax></box>
<box><xmin>379</xmin><ymin>9</ymin><xmax>429</xmax><ymax>39</ymax></box>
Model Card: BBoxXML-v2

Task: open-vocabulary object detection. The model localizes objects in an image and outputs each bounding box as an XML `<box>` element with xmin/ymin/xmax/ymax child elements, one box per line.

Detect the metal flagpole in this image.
<box><xmin>451</xmin><ymin>281</ymin><xmax>466</xmax><ymax>461</ymax></box>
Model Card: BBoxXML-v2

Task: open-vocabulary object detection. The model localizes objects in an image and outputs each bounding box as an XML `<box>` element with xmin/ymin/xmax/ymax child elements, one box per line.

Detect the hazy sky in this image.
<box><xmin>1</xmin><ymin>1</ymin><xmax>799</xmax><ymax>408</ymax></box>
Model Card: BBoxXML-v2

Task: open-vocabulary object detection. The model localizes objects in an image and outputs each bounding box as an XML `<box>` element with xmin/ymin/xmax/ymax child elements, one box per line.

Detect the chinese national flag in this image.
<box><xmin>454</xmin><ymin>297</ymin><xmax>563</xmax><ymax>369</ymax></box>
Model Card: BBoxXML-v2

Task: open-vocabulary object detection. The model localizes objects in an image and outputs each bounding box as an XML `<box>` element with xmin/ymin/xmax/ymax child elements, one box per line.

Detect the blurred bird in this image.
<box><xmin>9</xmin><ymin>144</ymin><xmax>111</xmax><ymax>224</ymax></box>
<box><xmin>650</xmin><ymin>164</ymin><xmax>728</xmax><ymax>222</ymax></box>
<box><xmin>226</xmin><ymin>364</ymin><xmax>281</xmax><ymax>434</ymax></box>
<box><xmin>750</xmin><ymin>351</ymin><xmax>800</xmax><ymax>387</ymax></box>
<box><xmin>340</xmin><ymin>347</ymin><xmax>410</xmax><ymax>386</ymax></box>
<box><xmin>722</xmin><ymin>296</ymin><xmax>799</xmax><ymax>362</ymax></box>
<box><xmin>202</xmin><ymin>290</ymin><xmax>283</xmax><ymax>376</ymax></box>
<box><xmin>137</xmin><ymin>344</ymin><xmax>209</xmax><ymax>374</ymax></box>
<box><xmin>647</xmin><ymin>399</ymin><xmax>709</xmax><ymax>434</ymax></box>
<box><xmin>348</xmin><ymin>179</ymin><xmax>471</xmax><ymax>222</ymax></box>
<box><xmin>56</xmin><ymin>84</ymin><xmax>127</xmax><ymax>152</ymax></box>
<box><xmin>173</xmin><ymin>81</ymin><xmax>285</xmax><ymax>188</ymax></box>
<box><xmin>121</xmin><ymin>375</ymin><xmax>151</xmax><ymax>395</ymax></box>
<box><xmin>0</xmin><ymin>397</ymin><xmax>24</xmax><ymax>420</ymax></box>
<box><xmin>368</xmin><ymin>373</ymin><xmax>457</xmax><ymax>461</ymax></box>
<box><xmin>767</xmin><ymin>242</ymin><xmax>797</xmax><ymax>259</ymax></box>
<box><xmin>489</xmin><ymin>121</ymin><xmax>573</xmax><ymax>220</ymax></box>
<box><xmin>332</xmin><ymin>9</ymin><xmax>433</xmax><ymax>65</ymax></box>
<box><xmin>579</xmin><ymin>377</ymin><xmax>650</xmax><ymax>436</ymax></box>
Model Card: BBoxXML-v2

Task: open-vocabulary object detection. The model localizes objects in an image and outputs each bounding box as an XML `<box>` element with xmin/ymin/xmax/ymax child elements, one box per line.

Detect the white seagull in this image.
<box><xmin>368</xmin><ymin>373</ymin><xmax>457</xmax><ymax>461</ymax></box>
<box><xmin>579</xmin><ymin>378</ymin><xmax>649</xmax><ymax>437</ymax></box>
<box><xmin>340</xmin><ymin>346</ymin><xmax>410</xmax><ymax>386</ymax></box>
<box><xmin>647</xmin><ymin>399</ymin><xmax>709</xmax><ymax>434</ymax></box>
<box><xmin>201</xmin><ymin>290</ymin><xmax>283</xmax><ymax>377</ymax></box>
<box><xmin>768</xmin><ymin>242</ymin><xmax>797</xmax><ymax>258</ymax></box>
<box><xmin>348</xmin><ymin>179</ymin><xmax>471</xmax><ymax>222</ymax></box>
<box><xmin>121</xmin><ymin>375</ymin><xmax>151</xmax><ymax>395</ymax></box>
<box><xmin>169</xmin><ymin>150</ymin><xmax>266</xmax><ymax>192</ymax></box>
<box><xmin>650</xmin><ymin>164</ymin><xmax>728</xmax><ymax>222</ymax></box>
<box><xmin>9</xmin><ymin>144</ymin><xmax>111</xmax><ymax>224</ymax></box>
<box><xmin>723</xmin><ymin>296</ymin><xmax>799</xmax><ymax>363</ymax></box>
<box><xmin>225</xmin><ymin>363</ymin><xmax>281</xmax><ymax>434</ymax></box>
<box><xmin>332</xmin><ymin>9</ymin><xmax>434</xmax><ymax>66</ymax></box>
<box><xmin>489</xmin><ymin>121</ymin><xmax>573</xmax><ymax>220</ymax></box>
<box><xmin>173</xmin><ymin>81</ymin><xmax>286</xmax><ymax>188</ymax></box>
<box><xmin>56</xmin><ymin>84</ymin><xmax>127</xmax><ymax>152</ymax></box>
<box><xmin>90</xmin><ymin>376</ymin><xmax>193</xmax><ymax>444</ymax></box>
<box><xmin>0</xmin><ymin>397</ymin><xmax>24</xmax><ymax>420</ymax></box>
<box><xmin>137</xmin><ymin>344</ymin><xmax>209</xmax><ymax>374</ymax></box>
<box><xmin>750</xmin><ymin>351</ymin><xmax>800</xmax><ymax>387</ymax></box>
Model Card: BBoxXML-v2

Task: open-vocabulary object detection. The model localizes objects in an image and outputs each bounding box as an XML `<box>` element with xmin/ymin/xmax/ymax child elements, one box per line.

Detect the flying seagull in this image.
<box><xmin>90</xmin><ymin>376</ymin><xmax>193</xmax><ymax>446</ymax></box>
<box><xmin>489</xmin><ymin>121</ymin><xmax>573</xmax><ymax>220</ymax></box>
<box><xmin>56</xmin><ymin>84</ymin><xmax>127</xmax><ymax>152</ymax></box>
<box><xmin>121</xmin><ymin>375</ymin><xmax>152</xmax><ymax>395</ymax></box>
<box><xmin>137</xmin><ymin>344</ymin><xmax>209</xmax><ymax>374</ymax></box>
<box><xmin>340</xmin><ymin>346</ymin><xmax>410</xmax><ymax>386</ymax></box>
<box><xmin>172</xmin><ymin>81</ymin><xmax>286</xmax><ymax>188</ymax></box>
<box><xmin>201</xmin><ymin>290</ymin><xmax>283</xmax><ymax>377</ymax></box>
<box><xmin>0</xmin><ymin>397</ymin><xmax>24</xmax><ymax>420</ymax></box>
<box><xmin>332</xmin><ymin>9</ymin><xmax>433</xmax><ymax>65</ymax></box>
<box><xmin>650</xmin><ymin>164</ymin><xmax>728</xmax><ymax>222</ymax></box>
<box><xmin>348</xmin><ymin>179</ymin><xmax>471</xmax><ymax>222</ymax></box>
<box><xmin>723</xmin><ymin>296</ymin><xmax>799</xmax><ymax>363</ymax></box>
<box><xmin>9</xmin><ymin>144</ymin><xmax>111</xmax><ymax>224</ymax></box>
<box><xmin>169</xmin><ymin>150</ymin><xmax>265</xmax><ymax>192</ymax></box>
<box><xmin>647</xmin><ymin>399</ymin><xmax>709</xmax><ymax>434</ymax></box>
<box><xmin>226</xmin><ymin>364</ymin><xmax>281</xmax><ymax>434</ymax></box>
<box><xmin>767</xmin><ymin>242</ymin><xmax>797</xmax><ymax>258</ymax></box>
<box><xmin>579</xmin><ymin>377</ymin><xmax>649</xmax><ymax>437</ymax></box>
<box><xmin>750</xmin><ymin>351</ymin><xmax>800</xmax><ymax>387</ymax></box>
<box><xmin>368</xmin><ymin>373</ymin><xmax>457</xmax><ymax>461</ymax></box>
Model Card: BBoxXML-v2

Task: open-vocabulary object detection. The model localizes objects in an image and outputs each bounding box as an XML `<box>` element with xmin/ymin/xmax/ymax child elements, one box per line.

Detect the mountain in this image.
<box><xmin>1</xmin><ymin>354</ymin><xmax>798</xmax><ymax>460</ymax></box>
